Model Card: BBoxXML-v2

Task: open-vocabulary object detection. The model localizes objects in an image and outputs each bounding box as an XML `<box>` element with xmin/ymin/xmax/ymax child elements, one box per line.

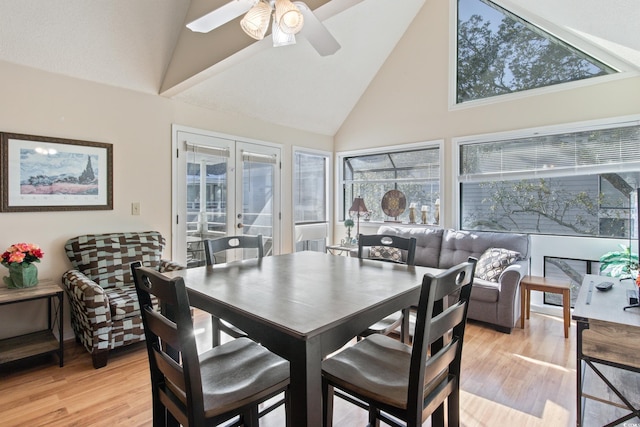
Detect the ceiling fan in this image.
<box><xmin>186</xmin><ymin>0</ymin><xmax>341</xmax><ymax>56</ymax></box>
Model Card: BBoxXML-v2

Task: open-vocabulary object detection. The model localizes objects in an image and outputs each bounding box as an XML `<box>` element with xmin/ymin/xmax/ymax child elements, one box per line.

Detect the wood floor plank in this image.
<box><xmin>0</xmin><ymin>310</ymin><xmax>583</xmax><ymax>426</ymax></box>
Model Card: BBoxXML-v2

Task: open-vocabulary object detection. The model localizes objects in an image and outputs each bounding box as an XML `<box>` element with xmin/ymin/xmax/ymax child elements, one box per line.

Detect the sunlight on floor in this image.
<box><xmin>460</xmin><ymin>390</ymin><xmax>572</xmax><ymax>427</ymax></box>
<box><xmin>512</xmin><ymin>353</ymin><xmax>573</xmax><ymax>373</ymax></box>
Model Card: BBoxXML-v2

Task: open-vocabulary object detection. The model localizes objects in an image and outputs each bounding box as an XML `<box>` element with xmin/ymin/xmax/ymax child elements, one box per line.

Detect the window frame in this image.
<box><xmin>337</xmin><ymin>140</ymin><xmax>444</xmax><ymax>224</ymax></box>
<box><xmin>447</xmin><ymin>0</ymin><xmax>637</xmax><ymax>110</ymax></box>
<box><xmin>292</xmin><ymin>146</ymin><xmax>332</xmax><ymax>251</ymax></box>
<box><xmin>453</xmin><ymin>114</ymin><xmax>640</xmax><ymax>234</ymax></box>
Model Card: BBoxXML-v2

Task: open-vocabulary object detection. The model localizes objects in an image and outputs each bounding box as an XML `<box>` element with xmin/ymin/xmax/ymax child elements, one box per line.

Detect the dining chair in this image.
<box><xmin>131</xmin><ymin>263</ymin><xmax>291</xmax><ymax>427</ymax></box>
<box><xmin>203</xmin><ymin>234</ymin><xmax>264</xmax><ymax>345</ymax></box>
<box><xmin>357</xmin><ymin>234</ymin><xmax>418</xmax><ymax>343</ymax></box>
<box><xmin>322</xmin><ymin>257</ymin><xmax>477</xmax><ymax>427</ymax></box>
<box><xmin>203</xmin><ymin>234</ymin><xmax>264</xmax><ymax>266</ymax></box>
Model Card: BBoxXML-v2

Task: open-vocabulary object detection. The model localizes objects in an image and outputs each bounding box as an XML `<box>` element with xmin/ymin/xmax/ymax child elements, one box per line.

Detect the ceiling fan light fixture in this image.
<box><xmin>240</xmin><ymin>0</ymin><xmax>271</xmax><ymax>40</ymax></box>
<box><xmin>272</xmin><ymin>14</ymin><xmax>297</xmax><ymax>47</ymax></box>
<box><xmin>275</xmin><ymin>0</ymin><xmax>304</xmax><ymax>35</ymax></box>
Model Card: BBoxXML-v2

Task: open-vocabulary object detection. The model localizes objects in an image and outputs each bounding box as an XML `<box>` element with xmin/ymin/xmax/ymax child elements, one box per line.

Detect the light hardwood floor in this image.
<box><xmin>0</xmin><ymin>310</ymin><xmax>579</xmax><ymax>426</ymax></box>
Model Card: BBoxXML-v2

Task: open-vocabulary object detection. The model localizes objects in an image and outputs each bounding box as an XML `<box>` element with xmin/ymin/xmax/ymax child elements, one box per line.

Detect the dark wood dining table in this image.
<box><xmin>163</xmin><ymin>251</ymin><xmax>439</xmax><ymax>426</ymax></box>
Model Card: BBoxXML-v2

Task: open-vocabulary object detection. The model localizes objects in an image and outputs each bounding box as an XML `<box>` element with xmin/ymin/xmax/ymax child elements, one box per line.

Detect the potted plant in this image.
<box><xmin>599</xmin><ymin>244</ymin><xmax>639</xmax><ymax>279</ymax></box>
<box><xmin>343</xmin><ymin>219</ymin><xmax>355</xmax><ymax>246</ymax></box>
<box><xmin>1</xmin><ymin>242</ymin><xmax>44</xmax><ymax>289</ymax></box>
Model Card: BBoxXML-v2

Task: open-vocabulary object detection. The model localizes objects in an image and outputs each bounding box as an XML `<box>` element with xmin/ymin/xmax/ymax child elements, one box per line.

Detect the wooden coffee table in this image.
<box><xmin>520</xmin><ymin>275</ymin><xmax>571</xmax><ymax>338</ymax></box>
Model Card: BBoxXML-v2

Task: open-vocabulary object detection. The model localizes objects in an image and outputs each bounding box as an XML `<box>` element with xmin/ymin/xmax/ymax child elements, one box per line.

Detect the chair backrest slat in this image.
<box><xmin>155</xmin><ymin>349</ymin><xmax>187</xmax><ymax>393</ymax></box>
<box><xmin>427</xmin><ymin>302</ymin><xmax>466</xmax><ymax>347</ymax></box>
<box><xmin>423</xmin><ymin>339</ymin><xmax>459</xmax><ymax>386</ymax></box>
<box><xmin>144</xmin><ymin>306</ymin><xmax>181</xmax><ymax>350</ymax></box>
<box><xmin>204</xmin><ymin>235</ymin><xmax>264</xmax><ymax>266</ymax></box>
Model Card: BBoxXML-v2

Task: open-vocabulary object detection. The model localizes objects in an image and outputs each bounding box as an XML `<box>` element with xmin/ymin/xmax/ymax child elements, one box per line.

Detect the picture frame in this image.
<box><xmin>0</xmin><ymin>132</ymin><xmax>113</xmax><ymax>212</ymax></box>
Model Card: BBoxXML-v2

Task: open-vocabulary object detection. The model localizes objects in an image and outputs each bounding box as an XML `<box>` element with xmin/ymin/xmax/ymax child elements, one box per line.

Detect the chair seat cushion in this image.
<box><xmin>323</xmin><ymin>334</ymin><xmax>449</xmax><ymax>410</ymax></box>
<box><xmin>196</xmin><ymin>337</ymin><xmax>290</xmax><ymax>418</ymax></box>
<box><xmin>104</xmin><ymin>284</ymin><xmax>140</xmax><ymax>321</ymax></box>
<box><xmin>323</xmin><ymin>334</ymin><xmax>413</xmax><ymax>408</ymax></box>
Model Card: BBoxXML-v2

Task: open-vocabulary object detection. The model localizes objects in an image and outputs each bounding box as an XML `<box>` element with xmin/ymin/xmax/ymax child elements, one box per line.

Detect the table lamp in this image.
<box><xmin>349</xmin><ymin>196</ymin><xmax>369</xmax><ymax>241</ymax></box>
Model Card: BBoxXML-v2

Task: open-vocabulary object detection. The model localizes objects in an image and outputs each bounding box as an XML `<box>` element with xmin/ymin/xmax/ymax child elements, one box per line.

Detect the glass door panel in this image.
<box><xmin>174</xmin><ymin>130</ymin><xmax>280</xmax><ymax>267</ymax></box>
<box><xmin>237</xmin><ymin>142</ymin><xmax>280</xmax><ymax>258</ymax></box>
<box><xmin>184</xmin><ymin>138</ymin><xmax>232</xmax><ymax>267</ymax></box>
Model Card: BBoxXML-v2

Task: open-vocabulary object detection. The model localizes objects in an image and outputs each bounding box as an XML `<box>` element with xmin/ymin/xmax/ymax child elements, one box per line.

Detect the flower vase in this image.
<box><xmin>3</xmin><ymin>263</ymin><xmax>39</xmax><ymax>289</ymax></box>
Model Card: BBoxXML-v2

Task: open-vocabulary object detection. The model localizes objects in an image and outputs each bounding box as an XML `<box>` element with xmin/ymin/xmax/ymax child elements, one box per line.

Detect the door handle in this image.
<box><xmin>237</xmin><ymin>223</ymin><xmax>243</xmax><ymax>229</ymax></box>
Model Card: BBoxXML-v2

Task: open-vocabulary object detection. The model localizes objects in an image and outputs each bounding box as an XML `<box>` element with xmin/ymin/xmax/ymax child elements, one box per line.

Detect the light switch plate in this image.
<box><xmin>131</xmin><ymin>202</ymin><xmax>141</xmax><ymax>215</ymax></box>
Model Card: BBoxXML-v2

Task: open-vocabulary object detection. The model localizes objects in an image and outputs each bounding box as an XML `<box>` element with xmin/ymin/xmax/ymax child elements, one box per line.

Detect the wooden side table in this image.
<box><xmin>0</xmin><ymin>281</ymin><xmax>64</xmax><ymax>366</ymax></box>
<box><xmin>520</xmin><ymin>275</ymin><xmax>571</xmax><ymax>338</ymax></box>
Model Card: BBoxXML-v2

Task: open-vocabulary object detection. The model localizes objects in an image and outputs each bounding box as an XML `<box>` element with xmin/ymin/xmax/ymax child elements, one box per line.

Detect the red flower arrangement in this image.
<box><xmin>1</xmin><ymin>243</ymin><xmax>44</xmax><ymax>267</ymax></box>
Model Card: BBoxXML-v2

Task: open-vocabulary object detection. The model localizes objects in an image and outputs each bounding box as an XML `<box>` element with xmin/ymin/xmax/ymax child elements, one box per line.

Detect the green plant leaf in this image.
<box><xmin>599</xmin><ymin>246</ymin><xmax>639</xmax><ymax>278</ymax></box>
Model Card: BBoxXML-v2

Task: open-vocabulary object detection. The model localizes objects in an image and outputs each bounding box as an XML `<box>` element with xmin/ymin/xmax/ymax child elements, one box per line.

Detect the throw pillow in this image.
<box><xmin>369</xmin><ymin>246</ymin><xmax>403</xmax><ymax>263</ymax></box>
<box><xmin>475</xmin><ymin>247</ymin><xmax>521</xmax><ymax>282</ymax></box>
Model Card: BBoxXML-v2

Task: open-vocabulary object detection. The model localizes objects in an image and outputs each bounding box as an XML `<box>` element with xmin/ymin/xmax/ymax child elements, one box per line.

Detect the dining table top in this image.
<box><xmin>164</xmin><ymin>251</ymin><xmax>440</xmax><ymax>339</ymax></box>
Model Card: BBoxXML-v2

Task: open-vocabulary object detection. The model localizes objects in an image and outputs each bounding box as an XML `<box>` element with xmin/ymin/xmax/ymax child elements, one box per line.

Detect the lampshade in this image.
<box><xmin>349</xmin><ymin>197</ymin><xmax>368</xmax><ymax>242</ymax></box>
<box><xmin>275</xmin><ymin>0</ymin><xmax>304</xmax><ymax>35</ymax></box>
<box><xmin>240</xmin><ymin>0</ymin><xmax>271</xmax><ymax>40</ymax></box>
<box><xmin>272</xmin><ymin>14</ymin><xmax>297</xmax><ymax>47</ymax></box>
<box><xmin>349</xmin><ymin>197</ymin><xmax>368</xmax><ymax>215</ymax></box>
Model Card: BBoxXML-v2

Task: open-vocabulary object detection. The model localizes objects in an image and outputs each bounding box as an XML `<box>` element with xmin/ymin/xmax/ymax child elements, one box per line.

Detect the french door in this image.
<box><xmin>173</xmin><ymin>127</ymin><xmax>281</xmax><ymax>267</ymax></box>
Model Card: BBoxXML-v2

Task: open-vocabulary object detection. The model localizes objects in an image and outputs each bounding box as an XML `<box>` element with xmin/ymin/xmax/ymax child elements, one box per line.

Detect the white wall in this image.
<box><xmin>0</xmin><ymin>60</ymin><xmax>332</xmax><ymax>339</ymax></box>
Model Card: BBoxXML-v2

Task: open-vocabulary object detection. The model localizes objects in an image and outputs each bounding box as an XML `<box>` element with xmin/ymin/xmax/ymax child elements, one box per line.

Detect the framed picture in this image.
<box><xmin>0</xmin><ymin>133</ymin><xmax>113</xmax><ymax>212</ymax></box>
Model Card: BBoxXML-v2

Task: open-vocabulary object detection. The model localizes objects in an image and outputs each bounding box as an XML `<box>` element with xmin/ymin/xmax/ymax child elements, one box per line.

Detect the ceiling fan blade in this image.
<box><xmin>294</xmin><ymin>2</ymin><xmax>341</xmax><ymax>56</ymax></box>
<box><xmin>187</xmin><ymin>0</ymin><xmax>257</xmax><ymax>33</ymax></box>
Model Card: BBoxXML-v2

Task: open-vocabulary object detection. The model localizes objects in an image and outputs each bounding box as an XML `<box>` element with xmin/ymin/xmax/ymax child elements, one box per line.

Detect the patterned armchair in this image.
<box><xmin>62</xmin><ymin>231</ymin><xmax>185</xmax><ymax>368</ymax></box>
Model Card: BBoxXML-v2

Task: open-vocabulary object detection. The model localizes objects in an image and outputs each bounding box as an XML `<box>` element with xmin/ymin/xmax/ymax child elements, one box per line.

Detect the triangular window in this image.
<box><xmin>456</xmin><ymin>0</ymin><xmax>618</xmax><ymax>104</ymax></box>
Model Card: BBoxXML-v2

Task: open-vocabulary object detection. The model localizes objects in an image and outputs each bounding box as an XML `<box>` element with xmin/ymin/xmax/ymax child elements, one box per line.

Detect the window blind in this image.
<box><xmin>460</xmin><ymin>124</ymin><xmax>640</xmax><ymax>180</ymax></box>
<box><xmin>242</xmin><ymin>151</ymin><xmax>277</xmax><ymax>164</ymax></box>
<box><xmin>184</xmin><ymin>141</ymin><xmax>230</xmax><ymax>158</ymax></box>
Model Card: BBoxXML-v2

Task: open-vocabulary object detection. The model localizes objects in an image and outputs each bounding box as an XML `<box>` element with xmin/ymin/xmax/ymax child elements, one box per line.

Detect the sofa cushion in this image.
<box><xmin>369</xmin><ymin>246</ymin><xmax>403</xmax><ymax>263</ymax></box>
<box><xmin>475</xmin><ymin>248</ymin><xmax>521</xmax><ymax>282</ymax></box>
<box><xmin>439</xmin><ymin>229</ymin><xmax>528</xmax><ymax>269</ymax></box>
<box><xmin>469</xmin><ymin>278</ymin><xmax>500</xmax><ymax>303</ymax></box>
<box><xmin>377</xmin><ymin>225</ymin><xmax>443</xmax><ymax>268</ymax></box>
<box><xmin>104</xmin><ymin>284</ymin><xmax>140</xmax><ymax>321</ymax></box>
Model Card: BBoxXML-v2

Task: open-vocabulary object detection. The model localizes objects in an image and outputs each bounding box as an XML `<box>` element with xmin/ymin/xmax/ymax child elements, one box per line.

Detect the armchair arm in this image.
<box><xmin>159</xmin><ymin>259</ymin><xmax>186</xmax><ymax>272</ymax></box>
<box><xmin>61</xmin><ymin>269</ymin><xmax>112</xmax><ymax>353</ymax></box>
<box><xmin>495</xmin><ymin>263</ymin><xmax>524</xmax><ymax>328</ymax></box>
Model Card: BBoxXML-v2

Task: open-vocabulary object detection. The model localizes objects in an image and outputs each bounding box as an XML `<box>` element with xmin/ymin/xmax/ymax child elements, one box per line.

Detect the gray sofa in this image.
<box><xmin>374</xmin><ymin>225</ymin><xmax>530</xmax><ymax>333</ymax></box>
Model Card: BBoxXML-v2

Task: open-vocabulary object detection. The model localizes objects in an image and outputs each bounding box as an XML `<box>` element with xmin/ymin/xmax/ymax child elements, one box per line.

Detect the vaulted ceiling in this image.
<box><xmin>0</xmin><ymin>0</ymin><xmax>638</xmax><ymax>136</ymax></box>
